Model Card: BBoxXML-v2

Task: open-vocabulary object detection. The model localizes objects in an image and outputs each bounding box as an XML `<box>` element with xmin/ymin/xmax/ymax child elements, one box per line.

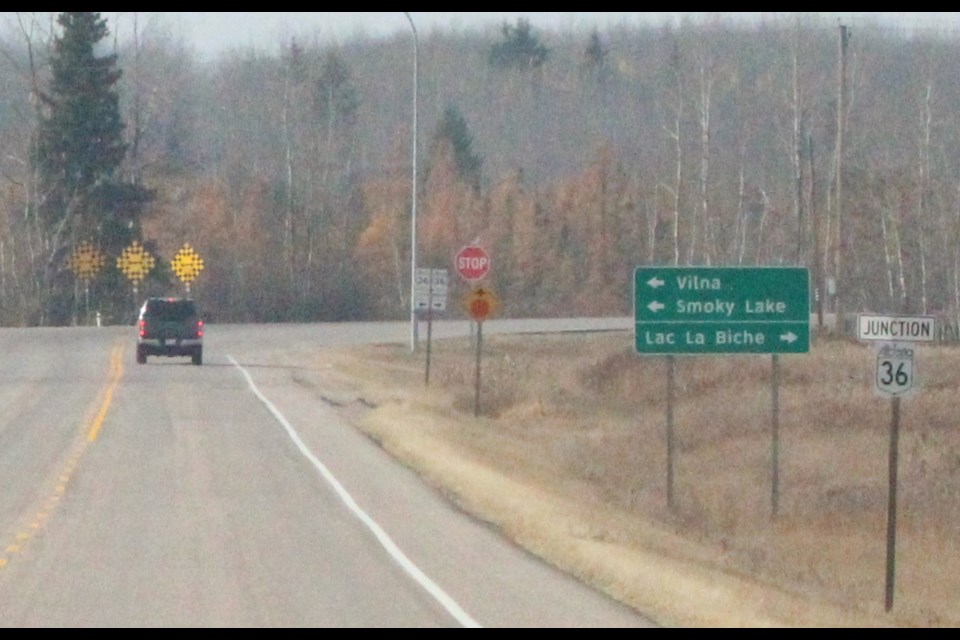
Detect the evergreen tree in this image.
<box><xmin>429</xmin><ymin>105</ymin><xmax>483</xmax><ymax>193</ymax></box>
<box><xmin>580</xmin><ymin>30</ymin><xmax>612</xmax><ymax>103</ymax></box>
<box><xmin>37</xmin><ymin>12</ymin><xmax>126</xmax><ymax>209</ymax></box>
<box><xmin>313</xmin><ymin>49</ymin><xmax>360</xmax><ymax>133</ymax></box>
<box><xmin>33</xmin><ymin>12</ymin><xmax>151</xmax><ymax>325</ymax></box>
<box><xmin>488</xmin><ymin>18</ymin><xmax>550</xmax><ymax>71</ymax></box>
<box><xmin>581</xmin><ymin>30</ymin><xmax>609</xmax><ymax>78</ymax></box>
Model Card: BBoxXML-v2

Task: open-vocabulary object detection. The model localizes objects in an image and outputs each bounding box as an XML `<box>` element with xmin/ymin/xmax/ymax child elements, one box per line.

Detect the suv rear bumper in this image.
<box><xmin>138</xmin><ymin>337</ymin><xmax>202</xmax><ymax>357</ymax></box>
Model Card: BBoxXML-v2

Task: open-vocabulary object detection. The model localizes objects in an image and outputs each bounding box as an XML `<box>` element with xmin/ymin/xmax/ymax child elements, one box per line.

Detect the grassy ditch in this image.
<box><xmin>324</xmin><ymin>330</ymin><xmax>960</xmax><ymax>627</ymax></box>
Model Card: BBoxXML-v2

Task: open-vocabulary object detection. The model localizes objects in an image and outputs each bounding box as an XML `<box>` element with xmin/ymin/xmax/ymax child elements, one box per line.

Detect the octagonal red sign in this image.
<box><xmin>455</xmin><ymin>244</ymin><xmax>490</xmax><ymax>282</ymax></box>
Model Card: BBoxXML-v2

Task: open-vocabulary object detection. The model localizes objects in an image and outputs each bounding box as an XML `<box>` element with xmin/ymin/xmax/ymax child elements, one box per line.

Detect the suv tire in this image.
<box><xmin>192</xmin><ymin>347</ymin><xmax>203</xmax><ymax>366</ymax></box>
<box><xmin>136</xmin><ymin>345</ymin><xmax>147</xmax><ymax>364</ymax></box>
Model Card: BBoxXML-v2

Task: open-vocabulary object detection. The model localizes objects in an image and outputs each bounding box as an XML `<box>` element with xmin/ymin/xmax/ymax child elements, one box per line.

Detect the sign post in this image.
<box><xmin>462</xmin><ymin>285</ymin><xmax>500</xmax><ymax>417</ymax></box>
<box><xmin>67</xmin><ymin>241</ymin><xmax>105</xmax><ymax>325</ymax></box>
<box><xmin>634</xmin><ymin>266</ymin><xmax>810</xmax><ymax>513</ymax></box>
<box><xmin>416</xmin><ymin>268</ymin><xmax>448</xmax><ymax>385</ymax></box>
<box><xmin>857</xmin><ymin>314</ymin><xmax>934</xmax><ymax>612</ymax></box>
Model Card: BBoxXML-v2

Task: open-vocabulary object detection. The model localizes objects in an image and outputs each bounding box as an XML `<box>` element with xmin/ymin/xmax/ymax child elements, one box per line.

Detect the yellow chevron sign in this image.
<box><xmin>116</xmin><ymin>240</ymin><xmax>156</xmax><ymax>285</ymax></box>
<box><xmin>67</xmin><ymin>241</ymin><xmax>105</xmax><ymax>282</ymax></box>
<box><xmin>171</xmin><ymin>243</ymin><xmax>205</xmax><ymax>284</ymax></box>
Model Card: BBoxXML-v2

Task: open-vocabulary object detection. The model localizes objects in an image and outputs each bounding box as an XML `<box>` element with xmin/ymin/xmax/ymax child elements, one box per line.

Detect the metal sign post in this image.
<box><xmin>771</xmin><ymin>354</ymin><xmax>781</xmax><ymax>516</ymax></box>
<box><xmin>858</xmin><ymin>315</ymin><xmax>932</xmax><ymax>612</ymax></box>
<box><xmin>474</xmin><ymin>320</ymin><xmax>483</xmax><ymax>418</ymax></box>
<box><xmin>634</xmin><ymin>266</ymin><xmax>810</xmax><ymax>513</ymax></box>
<box><xmin>416</xmin><ymin>268</ymin><xmax>447</xmax><ymax>385</ymax></box>
<box><xmin>873</xmin><ymin>341</ymin><xmax>916</xmax><ymax>612</ymax></box>
<box><xmin>666</xmin><ymin>356</ymin><xmax>675</xmax><ymax>510</ymax></box>
<box><xmin>462</xmin><ymin>286</ymin><xmax>500</xmax><ymax>417</ymax></box>
<box><xmin>885</xmin><ymin>396</ymin><xmax>901</xmax><ymax>612</ymax></box>
<box><xmin>68</xmin><ymin>241</ymin><xmax>105</xmax><ymax>325</ymax></box>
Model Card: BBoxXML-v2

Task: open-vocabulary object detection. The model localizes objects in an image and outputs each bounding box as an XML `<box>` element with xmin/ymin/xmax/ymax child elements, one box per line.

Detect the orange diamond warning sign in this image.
<box><xmin>462</xmin><ymin>285</ymin><xmax>500</xmax><ymax>322</ymax></box>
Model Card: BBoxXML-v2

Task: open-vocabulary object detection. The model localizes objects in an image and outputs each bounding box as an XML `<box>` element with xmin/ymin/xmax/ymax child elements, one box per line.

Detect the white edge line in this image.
<box><xmin>227</xmin><ymin>355</ymin><xmax>481</xmax><ymax>629</ymax></box>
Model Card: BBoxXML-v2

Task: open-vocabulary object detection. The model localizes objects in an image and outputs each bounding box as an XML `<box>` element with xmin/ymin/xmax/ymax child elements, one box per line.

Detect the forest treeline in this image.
<box><xmin>2</xmin><ymin>12</ymin><xmax>960</xmax><ymax>331</ymax></box>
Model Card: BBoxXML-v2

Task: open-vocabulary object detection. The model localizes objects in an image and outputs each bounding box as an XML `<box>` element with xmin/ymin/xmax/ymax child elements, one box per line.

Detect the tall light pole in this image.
<box><xmin>405</xmin><ymin>11</ymin><xmax>419</xmax><ymax>353</ymax></box>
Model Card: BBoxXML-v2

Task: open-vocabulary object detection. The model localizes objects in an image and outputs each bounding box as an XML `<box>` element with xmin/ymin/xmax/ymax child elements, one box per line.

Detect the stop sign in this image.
<box><xmin>455</xmin><ymin>244</ymin><xmax>490</xmax><ymax>282</ymax></box>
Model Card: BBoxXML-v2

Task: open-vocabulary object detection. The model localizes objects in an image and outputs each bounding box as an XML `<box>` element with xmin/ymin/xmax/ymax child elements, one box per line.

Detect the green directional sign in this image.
<box><xmin>634</xmin><ymin>266</ymin><xmax>810</xmax><ymax>355</ymax></box>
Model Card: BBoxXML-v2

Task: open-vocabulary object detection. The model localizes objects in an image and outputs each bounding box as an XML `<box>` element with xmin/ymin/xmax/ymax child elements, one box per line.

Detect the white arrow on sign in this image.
<box><xmin>780</xmin><ymin>331</ymin><xmax>797</xmax><ymax>344</ymax></box>
<box><xmin>646</xmin><ymin>276</ymin><xmax>665</xmax><ymax>289</ymax></box>
<box><xmin>647</xmin><ymin>300</ymin><xmax>665</xmax><ymax>313</ymax></box>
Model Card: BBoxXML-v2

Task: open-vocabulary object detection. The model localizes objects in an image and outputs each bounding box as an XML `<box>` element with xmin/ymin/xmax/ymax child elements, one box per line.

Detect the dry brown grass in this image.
<box><xmin>318</xmin><ymin>330</ymin><xmax>960</xmax><ymax>627</ymax></box>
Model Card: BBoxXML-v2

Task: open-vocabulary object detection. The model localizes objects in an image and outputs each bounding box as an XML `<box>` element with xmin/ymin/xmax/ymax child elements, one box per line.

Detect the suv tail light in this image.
<box><xmin>196</xmin><ymin>319</ymin><xmax>204</xmax><ymax>338</ymax></box>
<box><xmin>139</xmin><ymin>319</ymin><xmax>146</xmax><ymax>337</ymax></box>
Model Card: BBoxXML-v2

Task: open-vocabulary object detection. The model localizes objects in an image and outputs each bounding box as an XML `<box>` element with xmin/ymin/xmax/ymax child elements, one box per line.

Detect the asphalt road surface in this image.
<box><xmin>0</xmin><ymin>319</ymin><xmax>651</xmax><ymax>628</ymax></box>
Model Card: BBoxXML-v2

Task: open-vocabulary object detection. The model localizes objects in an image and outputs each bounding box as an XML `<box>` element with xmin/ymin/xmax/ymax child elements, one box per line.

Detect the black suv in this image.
<box><xmin>136</xmin><ymin>297</ymin><xmax>204</xmax><ymax>365</ymax></box>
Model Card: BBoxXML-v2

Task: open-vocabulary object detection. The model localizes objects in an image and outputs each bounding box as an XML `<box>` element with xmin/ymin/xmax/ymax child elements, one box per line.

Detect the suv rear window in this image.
<box><xmin>145</xmin><ymin>299</ymin><xmax>197</xmax><ymax>321</ymax></box>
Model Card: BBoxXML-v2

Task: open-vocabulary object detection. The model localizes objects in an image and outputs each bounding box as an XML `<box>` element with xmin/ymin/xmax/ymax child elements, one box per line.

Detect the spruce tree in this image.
<box><xmin>314</xmin><ymin>49</ymin><xmax>360</xmax><ymax>132</ymax></box>
<box><xmin>430</xmin><ymin>105</ymin><xmax>483</xmax><ymax>193</ymax></box>
<box><xmin>33</xmin><ymin>12</ymin><xmax>151</xmax><ymax>325</ymax></box>
<box><xmin>37</xmin><ymin>12</ymin><xmax>126</xmax><ymax>212</ymax></box>
<box><xmin>488</xmin><ymin>19</ymin><xmax>550</xmax><ymax>72</ymax></box>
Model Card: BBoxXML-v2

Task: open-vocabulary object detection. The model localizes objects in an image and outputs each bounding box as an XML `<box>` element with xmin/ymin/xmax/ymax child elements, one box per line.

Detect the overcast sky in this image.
<box><xmin>5</xmin><ymin>12</ymin><xmax>960</xmax><ymax>61</ymax></box>
<box><xmin>141</xmin><ymin>12</ymin><xmax>960</xmax><ymax>58</ymax></box>
<box><xmin>130</xmin><ymin>12</ymin><xmax>719</xmax><ymax>59</ymax></box>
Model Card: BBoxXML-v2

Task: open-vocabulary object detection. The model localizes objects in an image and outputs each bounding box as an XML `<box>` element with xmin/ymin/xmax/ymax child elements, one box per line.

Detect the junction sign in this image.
<box><xmin>857</xmin><ymin>314</ymin><xmax>935</xmax><ymax>342</ymax></box>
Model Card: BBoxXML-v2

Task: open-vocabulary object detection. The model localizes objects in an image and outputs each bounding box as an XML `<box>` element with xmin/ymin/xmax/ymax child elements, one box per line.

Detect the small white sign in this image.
<box><xmin>415</xmin><ymin>268</ymin><xmax>448</xmax><ymax>312</ymax></box>
<box><xmin>416</xmin><ymin>268</ymin><xmax>448</xmax><ymax>287</ymax></box>
<box><xmin>415</xmin><ymin>296</ymin><xmax>446</xmax><ymax>312</ymax></box>
<box><xmin>858</xmin><ymin>314</ymin><xmax>935</xmax><ymax>342</ymax></box>
<box><xmin>874</xmin><ymin>342</ymin><xmax>917</xmax><ymax>398</ymax></box>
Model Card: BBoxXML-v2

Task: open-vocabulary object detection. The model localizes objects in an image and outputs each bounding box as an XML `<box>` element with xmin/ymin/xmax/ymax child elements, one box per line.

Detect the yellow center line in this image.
<box><xmin>1</xmin><ymin>340</ymin><xmax>126</xmax><ymax>571</ymax></box>
<box><xmin>87</xmin><ymin>343</ymin><xmax>124</xmax><ymax>442</ymax></box>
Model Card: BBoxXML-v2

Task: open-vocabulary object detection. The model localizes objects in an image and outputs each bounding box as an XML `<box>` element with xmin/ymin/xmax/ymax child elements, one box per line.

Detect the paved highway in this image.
<box><xmin>0</xmin><ymin>320</ymin><xmax>650</xmax><ymax>627</ymax></box>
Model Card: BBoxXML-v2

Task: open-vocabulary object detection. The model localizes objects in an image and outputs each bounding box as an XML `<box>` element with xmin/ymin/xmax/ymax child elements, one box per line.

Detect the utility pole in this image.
<box><xmin>811</xmin><ymin>134</ymin><xmax>824</xmax><ymax>330</ymax></box>
<box><xmin>404</xmin><ymin>12</ymin><xmax>419</xmax><ymax>353</ymax></box>
<box><xmin>834</xmin><ymin>23</ymin><xmax>849</xmax><ymax>328</ymax></box>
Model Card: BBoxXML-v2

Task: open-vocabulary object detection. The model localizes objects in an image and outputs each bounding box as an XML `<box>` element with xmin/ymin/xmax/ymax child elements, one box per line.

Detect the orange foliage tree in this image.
<box><xmin>557</xmin><ymin>144</ymin><xmax>637</xmax><ymax>315</ymax></box>
<box><xmin>354</xmin><ymin>174</ymin><xmax>410</xmax><ymax>319</ymax></box>
<box><xmin>420</xmin><ymin>140</ymin><xmax>484</xmax><ymax>273</ymax></box>
<box><xmin>483</xmin><ymin>169</ymin><xmax>547</xmax><ymax>315</ymax></box>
